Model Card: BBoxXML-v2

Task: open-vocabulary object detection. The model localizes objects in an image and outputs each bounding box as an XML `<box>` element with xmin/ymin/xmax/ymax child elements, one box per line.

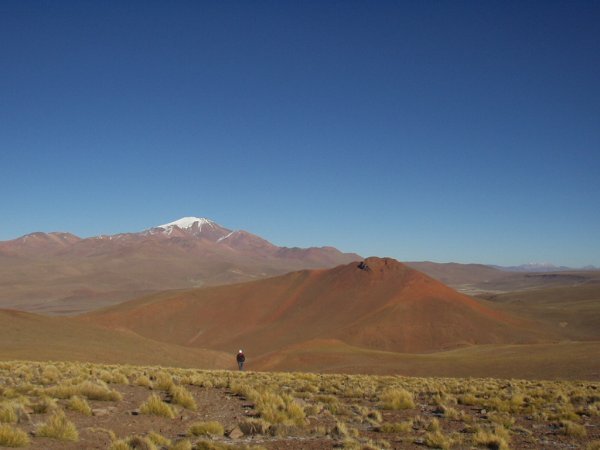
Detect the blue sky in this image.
<box><xmin>1</xmin><ymin>1</ymin><xmax>599</xmax><ymax>266</ymax></box>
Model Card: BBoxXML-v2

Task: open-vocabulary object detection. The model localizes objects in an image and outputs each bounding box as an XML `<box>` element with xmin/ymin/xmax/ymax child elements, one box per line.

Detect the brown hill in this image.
<box><xmin>0</xmin><ymin>309</ymin><xmax>231</xmax><ymax>369</ymax></box>
<box><xmin>0</xmin><ymin>217</ymin><xmax>360</xmax><ymax>315</ymax></box>
<box><xmin>84</xmin><ymin>257</ymin><xmax>546</xmax><ymax>356</ymax></box>
<box><xmin>1</xmin><ymin>306</ymin><xmax>597</xmax><ymax>380</ymax></box>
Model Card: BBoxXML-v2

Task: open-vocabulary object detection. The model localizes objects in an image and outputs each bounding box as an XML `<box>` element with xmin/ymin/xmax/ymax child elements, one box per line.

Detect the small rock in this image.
<box><xmin>228</xmin><ymin>426</ymin><xmax>244</xmax><ymax>439</ymax></box>
<box><xmin>93</xmin><ymin>408</ymin><xmax>112</xmax><ymax>417</ymax></box>
<box><xmin>480</xmin><ymin>409</ymin><xmax>487</xmax><ymax>414</ymax></box>
<box><xmin>432</xmin><ymin>406</ymin><xmax>445</xmax><ymax>416</ymax></box>
<box><xmin>130</xmin><ymin>409</ymin><xmax>141</xmax><ymax>416</ymax></box>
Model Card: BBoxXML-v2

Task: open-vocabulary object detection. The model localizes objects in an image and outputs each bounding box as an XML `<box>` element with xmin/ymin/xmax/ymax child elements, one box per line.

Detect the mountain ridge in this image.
<box><xmin>0</xmin><ymin>217</ymin><xmax>361</xmax><ymax>315</ymax></box>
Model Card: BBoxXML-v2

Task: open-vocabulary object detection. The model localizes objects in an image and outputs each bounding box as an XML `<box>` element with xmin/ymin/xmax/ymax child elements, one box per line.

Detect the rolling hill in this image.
<box><xmin>1</xmin><ymin>257</ymin><xmax>598</xmax><ymax>379</ymax></box>
<box><xmin>83</xmin><ymin>257</ymin><xmax>547</xmax><ymax>356</ymax></box>
<box><xmin>0</xmin><ymin>308</ymin><xmax>231</xmax><ymax>369</ymax></box>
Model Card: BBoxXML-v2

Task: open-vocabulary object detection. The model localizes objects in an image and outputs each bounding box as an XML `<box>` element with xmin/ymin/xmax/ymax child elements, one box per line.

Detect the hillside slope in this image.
<box><xmin>84</xmin><ymin>257</ymin><xmax>547</xmax><ymax>356</ymax></box>
<box><xmin>0</xmin><ymin>309</ymin><xmax>231</xmax><ymax>369</ymax></box>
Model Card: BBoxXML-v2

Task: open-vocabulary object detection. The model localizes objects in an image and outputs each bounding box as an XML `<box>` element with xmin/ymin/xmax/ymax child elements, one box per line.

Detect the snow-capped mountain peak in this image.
<box><xmin>157</xmin><ymin>217</ymin><xmax>216</xmax><ymax>231</ymax></box>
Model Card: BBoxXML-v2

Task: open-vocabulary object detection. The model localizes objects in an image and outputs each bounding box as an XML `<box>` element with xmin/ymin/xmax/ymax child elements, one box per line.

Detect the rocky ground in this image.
<box><xmin>0</xmin><ymin>361</ymin><xmax>599</xmax><ymax>449</ymax></box>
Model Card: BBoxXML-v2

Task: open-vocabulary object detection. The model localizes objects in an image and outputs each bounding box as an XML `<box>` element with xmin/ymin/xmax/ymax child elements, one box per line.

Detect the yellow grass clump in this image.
<box><xmin>154</xmin><ymin>372</ymin><xmax>175</xmax><ymax>391</ymax></box>
<box><xmin>37</xmin><ymin>409</ymin><xmax>79</xmax><ymax>441</ymax></box>
<box><xmin>473</xmin><ymin>427</ymin><xmax>510</xmax><ymax>450</ymax></box>
<box><xmin>253</xmin><ymin>390</ymin><xmax>306</xmax><ymax>426</ymax></box>
<box><xmin>108</xmin><ymin>439</ymin><xmax>133</xmax><ymax>450</ymax></box>
<box><xmin>239</xmin><ymin>418</ymin><xmax>270</xmax><ymax>435</ymax></box>
<box><xmin>0</xmin><ymin>424</ymin><xmax>30</xmax><ymax>447</ymax></box>
<box><xmin>169</xmin><ymin>385</ymin><xmax>197</xmax><ymax>410</ymax></box>
<box><xmin>380</xmin><ymin>420</ymin><xmax>413</xmax><ymax>433</ymax></box>
<box><xmin>148</xmin><ymin>430</ymin><xmax>171</xmax><ymax>447</ymax></box>
<box><xmin>424</xmin><ymin>430</ymin><xmax>453</xmax><ymax>449</ymax></box>
<box><xmin>77</xmin><ymin>381</ymin><xmax>123</xmax><ymax>401</ymax></box>
<box><xmin>561</xmin><ymin>419</ymin><xmax>587</xmax><ymax>437</ymax></box>
<box><xmin>140</xmin><ymin>393</ymin><xmax>176</xmax><ymax>418</ymax></box>
<box><xmin>134</xmin><ymin>374</ymin><xmax>153</xmax><ymax>388</ymax></box>
<box><xmin>188</xmin><ymin>420</ymin><xmax>225</xmax><ymax>437</ymax></box>
<box><xmin>68</xmin><ymin>395</ymin><xmax>92</xmax><ymax>416</ymax></box>
<box><xmin>0</xmin><ymin>404</ymin><xmax>17</xmax><ymax>424</ymax></box>
<box><xmin>380</xmin><ymin>387</ymin><xmax>415</xmax><ymax>410</ymax></box>
<box><xmin>169</xmin><ymin>440</ymin><xmax>193</xmax><ymax>450</ymax></box>
<box><xmin>46</xmin><ymin>380</ymin><xmax>122</xmax><ymax>401</ymax></box>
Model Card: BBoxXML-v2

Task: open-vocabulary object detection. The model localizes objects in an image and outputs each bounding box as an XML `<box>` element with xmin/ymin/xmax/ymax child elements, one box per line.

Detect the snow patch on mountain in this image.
<box><xmin>216</xmin><ymin>231</ymin><xmax>236</xmax><ymax>243</ymax></box>
<box><xmin>157</xmin><ymin>217</ymin><xmax>216</xmax><ymax>231</ymax></box>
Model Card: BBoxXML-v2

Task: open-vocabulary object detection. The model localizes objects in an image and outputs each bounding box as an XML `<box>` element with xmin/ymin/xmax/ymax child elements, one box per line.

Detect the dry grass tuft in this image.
<box><xmin>380</xmin><ymin>420</ymin><xmax>413</xmax><ymax>433</ymax></box>
<box><xmin>108</xmin><ymin>439</ymin><xmax>133</xmax><ymax>450</ymax></box>
<box><xmin>169</xmin><ymin>385</ymin><xmax>197</xmax><ymax>410</ymax></box>
<box><xmin>169</xmin><ymin>439</ymin><xmax>193</xmax><ymax>450</ymax></box>
<box><xmin>188</xmin><ymin>420</ymin><xmax>225</xmax><ymax>437</ymax></box>
<box><xmin>37</xmin><ymin>409</ymin><xmax>79</xmax><ymax>441</ymax></box>
<box><xmin>140</xmin><ymin>394</ymin><xmax>175</xmax><ymax>418</ymax></box>
<box><xmin>0</xmin><ymin>424</ymin><xmax>30</xmax><ymax>447</ymax></box>
<box><xmin>154</xmin><ymin>372</ymin><xmax>174</xmax><ymax>391</ymax></box>
<box><xmin>380</xmin><ymin>387</ymin><xmax>415</xmax><ymax>410</ymax></box>
<box><xmin>68</xmin><ymin>395</ymin><xmax>92</xmax><ymax>416</ymax></box>
<box><xmin>252</xmin><ymin>390</ymin><xmax>306</xmax><ymax>426</ymax></box>
<box><xmin>424</xmin><ymin>430</ymin><xmax>453</xmax><ymax>449</ymax></box>
<box><xmin>239</xmin><ymin>418</ymin><xmax>270</xmax><ymax>435</ymax></box>
<box><xmin>0</xmin><ymin>404</ymin><xmax>17</xmax><ymax>424</ymax></box>
<box><xmin>560</xmin><ymin>419</ymin><xmax>587</xmax><ymax>437</ymax></box>
<box><xmin>148</xmin><ymin>430</ymin><xmax>171</xmax><ymax>447</ymax></box>
<box><xmin>473</xmin><ymin>427</ymin><xmax>510</xmax><ymax>450</ymax></box>
<box><xmin>134</xmin><ymin>375</ymin><xmax>153</xmax><ymax>388</ymax></box>
<box><xmin>31</xmin><ymin>395</ymin><xmax>58</xmax><ymax>413</ymax></box>
<box><xmin>77</xmin><ymin>381</ymin><xmax>123</xmax><ymax>401</ymax></box>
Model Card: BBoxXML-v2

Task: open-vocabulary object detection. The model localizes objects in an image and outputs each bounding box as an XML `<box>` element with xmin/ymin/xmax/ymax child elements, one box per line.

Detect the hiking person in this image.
<box><xmin>236</xmin><ymin>349</ymin><xmax>245</xmax><ymax>371</ymax></box>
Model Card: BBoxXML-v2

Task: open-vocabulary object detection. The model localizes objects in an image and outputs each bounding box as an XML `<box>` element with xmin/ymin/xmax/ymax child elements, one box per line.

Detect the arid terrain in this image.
<box><xmin>0</xmin><ymin>360</ymin><xmax>599</xmax><ymax>450</ymax></box>
<box><xmin>0</xmin><ymin>256</ymin><xmax>599</xmax><ymax>381</ymax></box>
<box><xmin>1</xmin><ymin>226</ymin><xmax>599</xmax><ymax>449</ymax></box>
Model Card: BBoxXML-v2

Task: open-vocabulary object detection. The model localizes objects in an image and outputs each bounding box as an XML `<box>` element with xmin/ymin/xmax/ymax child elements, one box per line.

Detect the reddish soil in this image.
<box><xmin>83</xmin><ymin>257</ymin><xmax>548</xmax><ymax>359</ymax></box>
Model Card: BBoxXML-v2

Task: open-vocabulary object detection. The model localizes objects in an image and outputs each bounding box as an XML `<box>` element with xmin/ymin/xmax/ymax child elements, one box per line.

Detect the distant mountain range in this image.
<box><xmin>2</xmin><ymin>216</ymin><xmax>597</xmax><ymax>315</ymax></box>
<box><xmin>0</xmin><ymin>217</ymin><xmax>360</xmax><ymax>314</ymax></box>
<box><xmin>491</xmin><ymin>263</ymin><xmax>598</xmax><ymax>272</ymax></box>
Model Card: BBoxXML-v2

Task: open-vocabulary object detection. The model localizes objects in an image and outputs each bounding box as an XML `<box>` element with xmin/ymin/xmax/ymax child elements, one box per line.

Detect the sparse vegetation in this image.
<box><xmin>169</xmin><ymin>384</ymin><xmax>197</xmax><ymax>410</ymax></box>
<box><xmin>380</xmin><ymin>387</ymin><xmax>415</xmax><ymax>410</ymax></box>
<box><xmin>0</xmin><ymin>424</ymin><xmax>30</xmax><ymax>447</ymax></box>
<box><xmin>0</xmin><ymin>360</ymin><xmax>597</xmax><ymax>449</ymax></box>
<box><xmin>68</xmin><ymin>395</ymin><xmax>92</xmax><ymax>416</ymax></box>
<box><xmin>188</xmin><ymin>420</ymin><xmax>225</xmax><ymax>436</ymax></box>
<box><xmin>37</xmin><ymin>409</ymin><xmax>79</xmax><ymax>441</ymax></box>
<box><xmin>140</xmin><ymin>393</ymin><xmax>176</xmax><ymax>418</ymax></box>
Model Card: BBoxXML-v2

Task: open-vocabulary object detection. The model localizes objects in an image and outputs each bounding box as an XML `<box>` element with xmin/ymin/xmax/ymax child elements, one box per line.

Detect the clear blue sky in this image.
<box><xmin>1</xmin><ymin>1</ymin><xmax>599</xmax><ymax>266</ymax></box>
